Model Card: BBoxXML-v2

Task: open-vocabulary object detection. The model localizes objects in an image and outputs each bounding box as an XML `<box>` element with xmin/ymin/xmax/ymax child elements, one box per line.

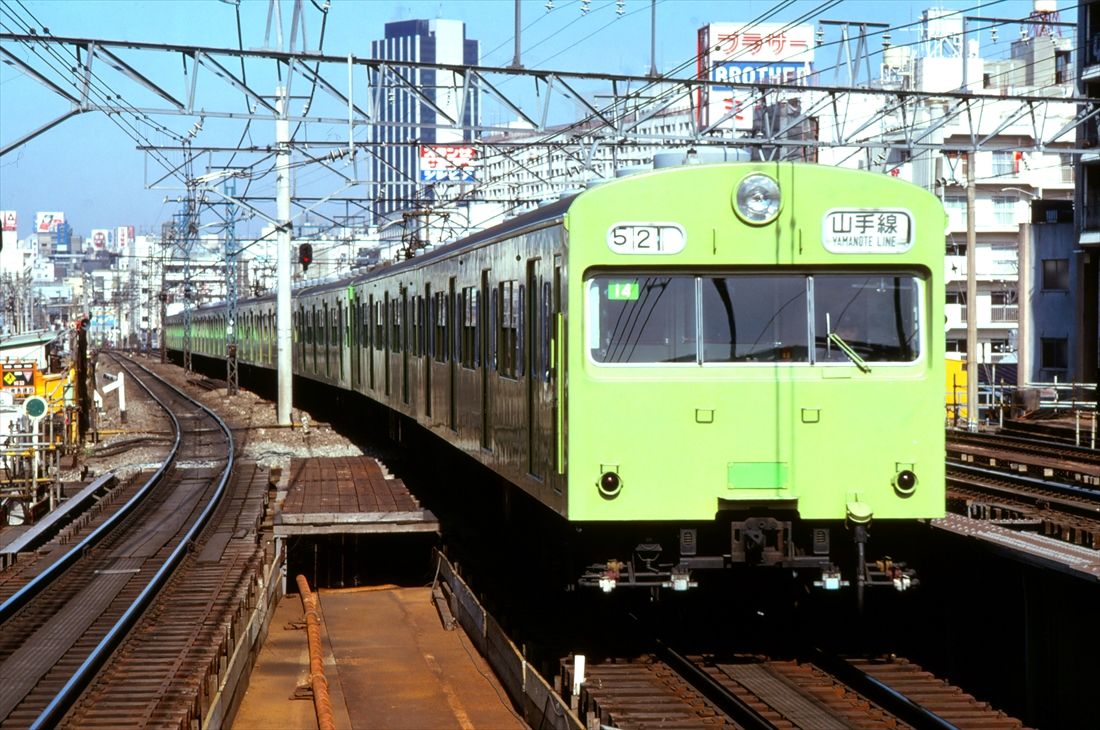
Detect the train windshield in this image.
<box><xmin>586</xmin><ymin>273</ymin><xmax>921</xmax><ymax>365</ymax></box>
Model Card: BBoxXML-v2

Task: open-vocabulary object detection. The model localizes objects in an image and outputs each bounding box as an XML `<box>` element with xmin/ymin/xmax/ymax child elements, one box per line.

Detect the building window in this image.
<box><xmin>946</xmin><ymin>237</ymin><xmax>966</xmax><ymax>256</ymax></box>
<box><xmin>990</xmin><ymin>290</ymin><xmax>1018</xmax><ymax>322</ymax></box>
<box><xmin>943</xmin><ymin>194</ymin><xmax>966</xmax><ymax>230</ymax></box>
<box><xmin>1041</xmin><ymin>337</ymin><xmax>1068</xmax><ymax>370</ymax></box>
<box><xmin>943</xmin><ymin>195</ymin><xmax>966</xmax><ymax>214</ymax></box>
<box><xmin>1042</xmin><ymin>259</ymin><xmax>1069</xmax><ymax>290</ymax></box>
<box><xmin>946</xmin><ymin>291</ymin><xmax>967</xmax><ymax>322</ymax></box>
<box><xmin>947</xmin><ymin>338</ymin><xmax>965</xmax><ymax>353</ymax></box>
<box><xmin>992</xmin><ymin>195</ymin><xmax>1016</xmax><ymax>225</ymax></box>
<box><xmin>992</xmin><ymin>150</ymin><xmax>1015</xmax><ymax>177</ymax></box>
<box><xmin>1060</xmin><ymin>154</ymin><xmax>1074</xmax><ymax>183</ymax></box>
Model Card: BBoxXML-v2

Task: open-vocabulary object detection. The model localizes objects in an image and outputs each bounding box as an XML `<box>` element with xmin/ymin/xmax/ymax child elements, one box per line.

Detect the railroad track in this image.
<box><xmin>947</xmin><ymin>430</ymin><xmax>1100</xmax><ymax>487</ymax></box>
<box><xmin>946</xmin><ymin>463</ymin><xmax>1100</xmax><ymax>549</ymax></box>
<box><xmin>0</xmin><ymin>353</ymin><xmax>237</xmax><ymax>728</ymax></box>
<box><xmin>560</xmin><ymin>649</ymin><xmax>1024</xmax><ymax>729</ymax></box>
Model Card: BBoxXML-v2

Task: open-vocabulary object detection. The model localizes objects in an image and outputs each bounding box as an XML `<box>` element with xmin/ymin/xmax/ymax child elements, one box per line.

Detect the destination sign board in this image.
<box><xmin>822</xmin><ymin>209</ymin><xmax>914</xmax><ymax>253</ymax></box>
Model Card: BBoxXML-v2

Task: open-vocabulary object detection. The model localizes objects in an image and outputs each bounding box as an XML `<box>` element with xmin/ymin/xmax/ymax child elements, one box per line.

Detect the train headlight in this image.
<box><xmin>733</xmin><ymin>173</ymin><xmax>781</xmax><ymax>225</ymax></box>
<box><xmin>597</xmin><ymin>471</ymin><xmax>622</xmax><ymax>499</ymax></box>
<box><xmin>893</xmin><ymin>469</ymin><xmax>918</xmax><ymax>497</ymax></box>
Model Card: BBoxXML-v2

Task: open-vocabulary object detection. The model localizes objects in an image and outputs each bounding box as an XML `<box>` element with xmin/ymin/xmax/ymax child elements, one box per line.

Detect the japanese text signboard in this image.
<box><xmin>419</xmin><ymin>145</ymin><xmax>477</xmax><ymax>183</ymax></box>
<box><xmin>822</xmin><ymin>209</ymin><xmax>914</xmax><ymax>253</ymax></box>
<box><xmin>697</xmin><ymin>23</ymin><xmax>815</xmax><ymax>131</ymax></box>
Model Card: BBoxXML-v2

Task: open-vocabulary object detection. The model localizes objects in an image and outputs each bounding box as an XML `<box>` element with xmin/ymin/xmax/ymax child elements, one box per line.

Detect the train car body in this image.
<box><xmin>168</xmin><ymin>162</ymin><xmax>945</xmax><ymax>594</ymax></box>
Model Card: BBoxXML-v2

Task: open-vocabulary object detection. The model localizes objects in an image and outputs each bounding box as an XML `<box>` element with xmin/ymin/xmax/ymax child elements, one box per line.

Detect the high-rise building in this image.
<box><xmin>370</xmin><ymin>19</ymin><xmax>480</xmax><ymax>229</ymax></box>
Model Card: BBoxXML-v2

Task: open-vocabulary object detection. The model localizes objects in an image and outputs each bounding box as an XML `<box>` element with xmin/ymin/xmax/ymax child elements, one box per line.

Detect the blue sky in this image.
<box><xmin>0</xmin><ymin>0</ymin><xmax>1070</xmax><ymax>240</ymax></box>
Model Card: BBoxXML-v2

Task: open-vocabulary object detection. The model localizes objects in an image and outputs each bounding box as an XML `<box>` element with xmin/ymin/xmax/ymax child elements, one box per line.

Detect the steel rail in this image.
<box><xmin>654</xmin><ymin>645</ymin><xmax>773</xmax><ymax>730</ymax></box>
<box><xmin>29</xmin><ymin>354</ymin><xmax>236</xmax><ymax>729</ymax></box>
<box><xmin>0</xmin><ymin>358</ymin><xmax>184</xmax><ymax>624</ymax></box>
<box><xmin>808</xmin><ymin>650</ymin><xmax>959</xmax><ymax>730</ymax></box>
<box><xmin>947</xmin><ymin>461</ymin><xmax>1100</xmax><ymax>507</ymax></box>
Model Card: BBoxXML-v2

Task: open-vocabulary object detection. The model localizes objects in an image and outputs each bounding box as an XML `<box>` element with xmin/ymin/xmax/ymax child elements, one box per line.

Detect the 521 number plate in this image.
<box><xmin>606</xmin><ymin>223</ymin><xmax>686</xmax><ymax>255</ymax></box>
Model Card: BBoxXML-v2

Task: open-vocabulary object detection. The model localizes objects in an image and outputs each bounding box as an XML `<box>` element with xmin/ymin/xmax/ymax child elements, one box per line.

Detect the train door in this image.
<box><xmin>350</xmin><ymin>295</ymin><xmax>360</xmax><ymax>390</ymax></box>
<box><xmin>481</xmin><ymin>269</ymin><xmax>491</xmax><ymax>451</ymax></box>
<box><xmin>338</xmin><ymin>300</ymin><xmax>345</xmax><ymax>383</ymax></box>
<box><xmin>401</xmin><ymin>288</ymin><xmax>411</xmax><ymax>405</ymax></box>
<box><xmin>324</xmin><ymin>301</ymin><xmax>332</xmax><ymax>378</ymax></box>
<box><xmin>384</xmin><ymin>293</ymin><xmax>391</xmax><ymax>397</ymax></box>
<box><xmin>368</xmin><ymin>295</ymin><xmax>376</xmax><ymax>391</ymax></box>
<box><xmin>424</xmin><ymin>284</ymin><xmax>433</xmax><ymax>419</ymax></box>
<box><xmin>311</xmin><ymin>305</ymin><xmax>318</xmax><ymax>373</ymax></box>
<box><xmin>526</xmin><ymin>260</ymin><xmax>541</xmax><ymax>479</ymax></box>
<box><xmin>552</xmin><ymin>256</ymin><xmax>564</xmax><ymax>483</ymax></box>
<box><xmin>449</xmin><ymin>278</ymin><xmax>457</xmax><ymax>431</ymax></box>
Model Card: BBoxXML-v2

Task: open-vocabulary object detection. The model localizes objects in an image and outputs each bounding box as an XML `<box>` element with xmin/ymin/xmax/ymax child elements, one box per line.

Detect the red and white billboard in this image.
<box><xmin>419</xmin><ymin>145</ymin><xmax>477</xmax><ymax>183</ymax></box>
<box><xmin>35</xmin><ymin>211</ymin><xmax>65</xmax><ymax>233</ymax></box>
<box><xmin>1</xmin><ymin>211</ymin><xmax>15</xmax><ymax>232</ymax></box>
<box><xmin>91</xmin><ymin>228</ymin><xmax>112</xmax><ymax>250</ymax></box>
<box><xmin>116</xmin><ymin>225</ymin><xmax>134</xmax><ymax>251</ymax></box>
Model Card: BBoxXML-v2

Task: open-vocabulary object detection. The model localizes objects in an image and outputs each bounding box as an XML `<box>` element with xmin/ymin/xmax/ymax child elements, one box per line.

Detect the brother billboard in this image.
<box><xmin>697</xmin><ymin>23</ymin><xmax>815</xmax><ymax>131</ymax></box>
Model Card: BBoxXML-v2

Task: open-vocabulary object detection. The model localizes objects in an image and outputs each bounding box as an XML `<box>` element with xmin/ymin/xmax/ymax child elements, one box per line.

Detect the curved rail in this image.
<box><xmin>10</xmin><ymin>354</ymin><xmax>235</xmax><ymax>729</ymax></box>
<box><xmin>0</xmin><ymin>358</ymin><xmax>184</xmax><ymax>623</ymax></box>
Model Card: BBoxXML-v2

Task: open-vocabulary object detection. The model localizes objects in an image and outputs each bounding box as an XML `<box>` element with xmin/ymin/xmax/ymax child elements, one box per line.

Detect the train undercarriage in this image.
<box><xmin>577</xmin><ymin>515</ymin><xmax>918</xmax><ymax>606</ymax></box>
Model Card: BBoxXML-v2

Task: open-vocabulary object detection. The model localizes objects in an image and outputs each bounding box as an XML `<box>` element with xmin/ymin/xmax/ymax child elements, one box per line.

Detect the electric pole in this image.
<box><xmin>966</xmin><ymin>151</ymin><xmax>978</xmax><ymax>431</ymax></box>
<box><xmin>275</xmin><ymin>84</ymin><xmax>293</xmax><ymax>426</ymax></box>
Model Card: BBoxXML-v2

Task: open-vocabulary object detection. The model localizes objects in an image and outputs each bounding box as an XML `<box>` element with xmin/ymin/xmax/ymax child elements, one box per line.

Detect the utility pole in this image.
<box><xmin>224</xmin><ymin>178</ymin><xmax>240</xmax><ymax>395</ymax></box>
<box><xmin>275</xmin><ymin>84</ymin><xmax>293</xmax><ymax>426</ymax></box>
<box><xmin>966</xmin><ymin>151</ymin><xmax>978</xmax><ymax>430</ymax></box>
<box><xmin>649</xmin><ymin>0</ymin><xmax>658</xmax><ymax>77</ymax></box>
<box><xmin>510</xmin><ymin>0</ymin><xmax>522</xmax><ymax>69</ymax></box>
<box><xmin>1017</xmin><ymin>221</ymin><xmax>1031</xmax><ymax>387</ymax></box>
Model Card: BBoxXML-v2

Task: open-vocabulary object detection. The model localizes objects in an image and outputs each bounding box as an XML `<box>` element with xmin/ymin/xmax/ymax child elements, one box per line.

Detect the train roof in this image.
<box><xmin>292</xmin><ymin>193</ymin><xmax>577</xmax><ymax>297</ymax></box>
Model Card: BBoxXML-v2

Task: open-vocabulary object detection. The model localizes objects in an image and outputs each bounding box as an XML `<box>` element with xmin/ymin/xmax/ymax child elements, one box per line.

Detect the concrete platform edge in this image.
<box><xmin>436</xmin><ymin>551</ymin><xmax>584</xmax><ymax>730</ymax></box>
<box><xmin>204</xmin><ymin>547</ymin><xmax>285</xmax><ymax>728</ymax></box>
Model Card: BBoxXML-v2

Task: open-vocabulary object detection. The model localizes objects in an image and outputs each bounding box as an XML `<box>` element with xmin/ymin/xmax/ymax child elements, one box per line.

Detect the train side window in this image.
<box><xmin>335</xmin><ymin>304</ymin><xmax>342</xmax><ymax>348</ymax></box>
<box><xmin>462</xmin><ymin>286</ymin><xmax>477</xmax><ymax>369</ymax></box>
<box><xmin>412</xmin><ymin>295</ymin><xmax>420</xmax><ymax>357</ymax></box>
<box><xmin>498</xmin><ymin>280</ymin><xmax>519</xmax><ymax>379</ymax></box>
<box><xmin>517</xmin><ymin>283</ymin><xmax>525</xmax><ymax>378</ymax></box>
<box><xmin>359</xmin><ymin>302</ymin><xmax>367</xmax><ymax>349</ymax></box>
<box><xmin>391</xmin><ymin>295</ymin><xmax>403</xmax><ymax>354</ymax></box>
<box><xmin>374</xmin><ymin>300</ymin><xmax>384</xmax><ymax>350</ymax></box>
<box><xmin>542</xmin><ymin>282</ymin><xmax>551</xmax><ymax>381</ymax></box>
<box><xmin>434</xmin><ymin>292</ymin><xmax>448</xmax><ymax>362</ymax></box>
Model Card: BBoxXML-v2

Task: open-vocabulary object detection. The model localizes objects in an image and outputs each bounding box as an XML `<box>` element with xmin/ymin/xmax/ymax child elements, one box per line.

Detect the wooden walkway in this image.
<box><xmin>274</xmin><ymin>456</ymin><xmax>437</xmax><ymax>536</ymax></box>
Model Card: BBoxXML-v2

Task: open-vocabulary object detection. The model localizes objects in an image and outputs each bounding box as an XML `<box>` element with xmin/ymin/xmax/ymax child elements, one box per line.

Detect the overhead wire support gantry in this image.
<box><xmin>1</xmin><ymin>32</ymin><xmax>1096</xmax><ymax>161</ymax></box>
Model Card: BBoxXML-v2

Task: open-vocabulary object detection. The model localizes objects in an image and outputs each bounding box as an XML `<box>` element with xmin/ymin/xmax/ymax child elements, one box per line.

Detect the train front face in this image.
<box><xmin>566</xmin><ymin>162</ymin><xmax>945</xmax><ymax>588</ymax></box>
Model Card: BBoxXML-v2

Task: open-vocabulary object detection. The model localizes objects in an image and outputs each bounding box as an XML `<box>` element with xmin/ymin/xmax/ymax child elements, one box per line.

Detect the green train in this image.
<box><xmin>167</xmin><ymin>162</ymin><xmax>945</xmax><ymax>596</ymax></box>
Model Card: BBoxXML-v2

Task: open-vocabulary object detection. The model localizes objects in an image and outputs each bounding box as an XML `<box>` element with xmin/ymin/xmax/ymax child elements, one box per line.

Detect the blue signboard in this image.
<box><xmin>711</xmin><ymin>61</ymin><xmax>812</xmax><ymax>87</ymax></box>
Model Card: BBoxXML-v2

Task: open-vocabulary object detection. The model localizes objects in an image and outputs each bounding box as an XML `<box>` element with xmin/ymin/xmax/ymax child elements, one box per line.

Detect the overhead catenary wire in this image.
<box><xmin>0</xmin><ymin>0</ymin><xmax>1085</xmax><ymax>264</ymax></box>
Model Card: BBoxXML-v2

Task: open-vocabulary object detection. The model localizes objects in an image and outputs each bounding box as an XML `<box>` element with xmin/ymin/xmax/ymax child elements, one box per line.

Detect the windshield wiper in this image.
<box><xmin>827</xmin><ymin>331</ymin><xmax>871</xmax><ymax>373</ymax></box>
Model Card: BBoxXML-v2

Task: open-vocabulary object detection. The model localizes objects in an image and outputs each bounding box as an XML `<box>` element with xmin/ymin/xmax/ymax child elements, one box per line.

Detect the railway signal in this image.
<box><xmin>298</xmin><ymin>243</ymin><xmax>313</xmax><ymax>272</ymax></box>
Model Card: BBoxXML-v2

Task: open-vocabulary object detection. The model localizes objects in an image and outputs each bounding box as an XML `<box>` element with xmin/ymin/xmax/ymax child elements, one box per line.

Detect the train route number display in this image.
<box><xmin>607</xmin><ymin>223</ymin><xmax>686</xmax><ymax>255</ymax></box>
